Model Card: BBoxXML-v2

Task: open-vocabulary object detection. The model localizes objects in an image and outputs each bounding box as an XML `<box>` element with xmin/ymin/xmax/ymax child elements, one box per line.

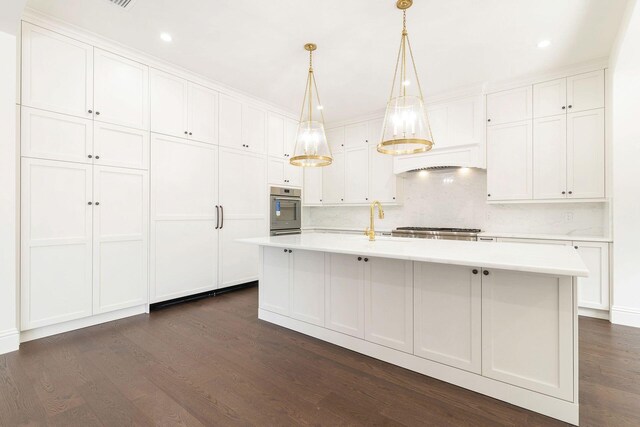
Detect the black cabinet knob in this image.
<box><xmin>88</xmin><ymin>109</ymin><xmax>93</xmax><ymax>114</ymax></box>
<box><xmin>185</xmin><ymin>131</ymin><xmax>188</xmax><ymax>135</ymax></box>
<box><xmin>487</xmin><ymin>194</ymin><xmax>491</xmax><ymax>197</ymax></box>
<box><xmin>574</xmin><ymin>246</ymin><xmax>578</xmax><ymax>249</ymax></box>
<box><xmin>284</xmin><ymin>249</ymin><xmax>288</xmax><ymax>253</ymax></box>
<box><xmin>88</xmin><ymin>154</ymin><xmax>92</xmax><ymax>158</ymax></box>
<box><xmin>562</xmin><ymin>191</ymin><xmax>566</xmax><ymax>194</ymax></box>
<box><xmin>487</xmin><ymin>118</ymin><xmax>491</xmax><ymax>122</ymax></box>
<box><xmin>483</xmin><ymin>270</ymin><xmax>489</xmax><ymax>276</ymax></box>
<box><xmin>341</xmin><ymin>198</ymin><xmax>343</xmax><ymax>201</ymax></box>
<box><xmin>189</xmin><ymin>132</ymin><xmax>192</xmax><ymax>135</ymax></box>
<box><xmin>365</xmin><ymin>198</ymin><xmax>368</xmax><ymax>201</ymax></box>
<box><xmin>568</xmin><ymin>191</ymin><xmax>573</xmax><ymax>195</ymax></box>
<box><xmin>88</xmin><ymin>201</ymin><xmax>92</xmax><ymax>205</ymax></box>
<box><xmin>364</xmin><ymin>258</ymin><xmax>369</xmax><ymax>262</ymax></box>
<box><xmin>562</xmin><ymin>106</ymin><xmax>566</xmax><ymax>110</ymax></box>
<box><xmin>568</xmin><ymin>105</ymin><xmax>572</xmax><ymax>108</ymax></box>
<box><xmin>95</xmin><ymin>202</ymin><xmax>100</xmax><ymax>206</ymax></box>
<box><xmin>319</xmin><ymin>199</ymin><xmax>322</xmax><ymax>202</ymax></box>
<box><xmin>393</xmin><ymin>197</ymin><xmax>396</xmax><ymax>200</ymax></box>
<box><xmin>472</xmin><ymin>269</ymin><xmax>478</xmax><ymax>274</ymax></box>
<box><xmin>95</xmin><ymin>111</ymin><xmax>100</xmax><ymax>115</ymax></box>
<box><xmin>288</xmin><ymin>249</ymin><xmax>292</xmax><ymax>253</ymax></box>
<box><xmin>95</xmin><ymin>155</ymin><xmax>100</xmax><ymax>159</ymax></box>
<box><xmin>357</xmin><ymin>257</ymin><xmax>362</xmax><ymax>261</ymax></box>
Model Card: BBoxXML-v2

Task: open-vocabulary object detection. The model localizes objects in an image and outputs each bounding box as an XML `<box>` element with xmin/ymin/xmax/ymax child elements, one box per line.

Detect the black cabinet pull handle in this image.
<box><xmin>220</xmin><ymin>205</ymin><xmax>224</xmax><ymax>229</ymax></box>
<box><xmin>483</xmin><ymin>270</ymin><xmax>489</xmax><ymax>276</ymax></box>
<box><xmin>215</xmin><ymin>205</ymin><xmax>219</xmax><ymax>229</ymax></box>
<box><xmin>472</xmin><ymin>269</ymin><xmax>478</xmax><ymax>274</ymax></box>
<box><xmin>357</xmin><ymin>257</ymin><xmax>362</xmax><ymax>261</ymax></box>
<box><xmin>364</xmin><ymin>258</ymin><xmax>369</xmax><ymax>262</ymax></box>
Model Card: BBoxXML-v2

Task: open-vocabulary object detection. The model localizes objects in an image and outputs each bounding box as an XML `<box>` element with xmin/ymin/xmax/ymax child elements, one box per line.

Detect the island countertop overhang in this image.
<box><xmin>240</xmin><ymin>233</ymin><xmax>589</xmax><ymax>277</ymax></box>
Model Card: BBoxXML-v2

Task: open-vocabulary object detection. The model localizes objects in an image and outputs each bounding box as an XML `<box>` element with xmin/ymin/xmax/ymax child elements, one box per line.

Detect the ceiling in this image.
<box><xmin>25</xmin><ymin>0</ymin><xmax>628</xmax><ymax>122</ymax></box>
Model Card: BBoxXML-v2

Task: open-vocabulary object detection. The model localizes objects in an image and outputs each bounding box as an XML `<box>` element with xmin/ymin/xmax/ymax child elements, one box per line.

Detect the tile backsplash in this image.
<box><xmin>304</xmin><ymin>168</ymin><xmax>610</xmax><ymax>237</ymax></box>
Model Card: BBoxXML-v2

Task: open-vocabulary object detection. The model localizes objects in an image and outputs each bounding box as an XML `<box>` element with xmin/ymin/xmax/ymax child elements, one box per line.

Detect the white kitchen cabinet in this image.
<box><xmin>93</xmin><ymin>122</ymin><xmax>149</xmax><ymax>170</ymax></box>
<box><xmin>482</xmin><ymin>269</ymin><xmax>574</xmax><ymax>401</ymax></box>
<box><xmin>285</xmin><ymin>161</ymin><xmax>303</xmax><ymax>187</ymax></box>
<box><xmin>218</xmin><ymin>148</ymin><xmax>266</xmax><ymax>288</ymax></box>
<box><xmin>291</xmin><ymin>250</ymin><xmax>325</xmax><ymax>326</ymax></box>
<box><xmin>322</xmin><ymin>151</ymin><xmax>345</xmax><ymax>204</ymax></box>
<box><xmin>303</xmin><ymin>167</ymin><xmax>323</xmax><ymax>205</ymax></box>
<box><xmin>242</xmin><ymin>104</ymin><xmax>266</xmax><ymax>154</ymax></box>
<box><xmin>325</xmin><ymin>253</ymin><xmax>365</xmax><ymax>338</ymax></box>
<box><xmin>21</xmin><ymin>158</ymin><xmax>93</xmax><ymax>330</ymax></box>
<box><xmin>487</xmin><ymin>120</ymin><xmax>533</xmax><ymax>200</ymax></box>
<box><xmin>284</xmin><ymin>118</ymin><xmax>299</xmax><ymax>158</ymax></box>
<box><xmin>496</xmin><ymin>238</ymin><xmax>571</xmax><ymax>246</ymax></box>
<box><xmin>414</xmin><ymin>262</ymin><xmax>481</xmax><ymax>373</ymax></box>
<box><xmin>326</xmin><ymin>127</ymin><xmax>345</xmax><ymax>152</ymax></box>
<box><xmin>267</xmin><ymin>113</ymin><xmax>286</xmax><ymax>158</ymax></box>
<box><xmin>574</xmin><ymin>241</ymin><xmax>609</xmax><ymax>311</ymax></box>
<box><xmin>150</xmin><ymin>69</ymin><xmax>188</xmax><ymax>138</ymax></box>
<box><xmin>260</xmin><ymin>246</ymin><xmax>291</xmax><ymax>316</ymax></box>
<box><xmin>365</xmin><ymin>258</ymin><xmax>413</xmax><ymax>353</ymax></box>
<box><xmin>369</xmin><ymin>145</ymin><xmax>398</xmax><ymax>203</ymax></box>
<box><xmin>344</xmin><ymin>147</ymin><xmax>369</xmax><ymax>203</ymax></box>
<box><xmin>344</xmin><ymin>122</ymin><xmax>369</xmax><ymax>147</ymax></box>
<box><xmin>269</xmin><ymin>159</ymin><xmax>302</xmax><ymax>187</ymax></box>
<box><xmin>21</xmin><ymin>106</ymin><xmax>93</xmax><ymax>164</ymax></box>
<box><xmin>187</xmin><ymin>83</ymin><xmax>218</xmax><ymax>145</ymax></box>
<box><xmin>150</xmin><ymin>134</ymin><xmax>218</xmax><ymax>302</ymax></box>
<box><xmin>533</xmin><ymin>115</ymin><xmax>567</xmax><ymax>199</ymax></box>
<box><xmin>22</xmin><ymin>23</ymin><xmax>94</xmax><ymax>119</ymax></box>
<box><xmin>486</xmin><ymin>86</ymin><xmax>532</xmax><ymax>126</ymax></box>
<box><xmin>567</xmin><ymin>70</ymin><xmax>605</xmax><ymax>113</ymax></box>
<box><xmin>92</xmin><ymin>166</ymin><xmax>148</xmax><ymax>314</ymax></box>
<box><xmin>94</xmin><ymin>48</ymin><xmax>149</xmax><ymax>130</ymax></box>
<box><xmin>219</xmin><ymin>94</ymin><xmax>243</xmax><ymax>149</ymax></box>
<box><xmin>533</xmin><ymin>78</ymin><xmax>567</xmax><ymax>118</ymax></box>
<box><xmin>567</xmin><ymin>109</ymin><xmax>605</xmax><ymax>199</ymax></box>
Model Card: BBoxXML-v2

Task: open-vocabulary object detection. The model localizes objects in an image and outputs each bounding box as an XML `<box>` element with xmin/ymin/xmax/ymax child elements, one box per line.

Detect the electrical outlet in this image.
<box><xmin>564</xmin><ymin>212</ymin><xmax>574</xmax><ymax>222</ymax></box>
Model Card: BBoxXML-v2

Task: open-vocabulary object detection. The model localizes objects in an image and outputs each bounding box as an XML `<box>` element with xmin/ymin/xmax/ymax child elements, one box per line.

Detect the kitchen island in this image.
<box><xmin>240</xmin><ymin>233</ymin><xmax>589</xmax><ymax>425</ymax></box>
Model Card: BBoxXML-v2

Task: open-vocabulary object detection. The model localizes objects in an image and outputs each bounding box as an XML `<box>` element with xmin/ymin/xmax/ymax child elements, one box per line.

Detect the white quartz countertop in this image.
<box><xmin>241</xmin><ymin>233</ymin><xmax>589</xmax><ymax>277</ymax></box>
<box><xmin>478</xmin><ymin>231</ymin><xmax>612</xmax><ymax>242</ymax></box>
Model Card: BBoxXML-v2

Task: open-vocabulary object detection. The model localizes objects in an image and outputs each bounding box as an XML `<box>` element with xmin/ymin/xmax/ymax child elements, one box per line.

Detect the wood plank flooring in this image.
<box><xmin>1</xmin><ymin>285</ymin><xmax>639</xmax><ymax>426</ymax></box>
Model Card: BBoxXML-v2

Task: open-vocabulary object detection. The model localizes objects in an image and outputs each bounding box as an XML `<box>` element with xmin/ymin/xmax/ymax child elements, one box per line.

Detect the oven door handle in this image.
<box><xmin>273</xmin><ymin>196</ymin><xmax>301</xmax><ymax>201</ymax></box>
<box><xmin>271</xmin><ymin>230</ymin><xmax>302</xmax><ymax>236</ymax></box>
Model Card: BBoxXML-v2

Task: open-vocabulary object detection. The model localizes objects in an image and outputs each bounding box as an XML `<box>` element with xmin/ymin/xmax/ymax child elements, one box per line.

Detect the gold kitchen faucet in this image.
<box><xmin>365</xmin><ymin>201</ymin><xmax>385</xmax><ymax>241</ymax></box>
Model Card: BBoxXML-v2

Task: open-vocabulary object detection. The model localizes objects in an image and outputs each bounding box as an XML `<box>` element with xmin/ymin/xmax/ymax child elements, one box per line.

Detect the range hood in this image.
<box><xmin>393</xmin><ymin>143</ymin><xmax>485</xmax><ymax>174</ymax></box>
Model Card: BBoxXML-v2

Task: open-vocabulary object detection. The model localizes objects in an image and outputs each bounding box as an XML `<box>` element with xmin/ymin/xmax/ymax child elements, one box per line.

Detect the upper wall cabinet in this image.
<box><xmin>219</xmin><ymin>95</ymin><xmax>265</xmax><ymax>154</ymax></box>
<box><xmin>242</xmin><ymin>104</ymin><xmax>267</xmax><ymax>154</ymax></box>
<box><xmin>150</xmin><ymin>69</ymin><xmax>218</xmax><ymax>144</ymax></box>
<box><xmin>567</xmin><ymin>70</ymin><xmax>605</xmax><ymax>113</ymax></box>
<box><xmin>22</xmin><ymin>23</ymin><xmax>94</xmax><ymax>119</ymax></box>
<box><xmin>93</xmin><ymin>49</ymin><xmax>149</xmax><ymax>130</ymax></box>
<box><xmin>486</xmin><ymin>86</ymin><xmax>532</xmax><ymax>126</ymax></box>
<box><xmin>533</xmin><ymin>78</ymin><xmax>567</xmax><ymax>118</ymax></box>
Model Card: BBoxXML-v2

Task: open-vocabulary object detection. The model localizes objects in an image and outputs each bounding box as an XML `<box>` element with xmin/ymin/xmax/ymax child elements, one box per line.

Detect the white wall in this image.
<box><xmin>305</xmin><ymin>168</ymin><xmax>609</xmax><ymax>237</ymax></box>
<box><xmin>0</xmin><ymin>28</ymin><xmax>21</xmax><ymax>353</ymax></box>
<box><xmin>610</xmin><ymin>0</ymin><xmax>640</xmax><ymax>328</ymax></box>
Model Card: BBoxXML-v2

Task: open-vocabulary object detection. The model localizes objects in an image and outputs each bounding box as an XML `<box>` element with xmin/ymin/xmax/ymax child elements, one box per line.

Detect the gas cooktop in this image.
<box><xmin>391</xmin><ymin>227</ymin><xmax>481</xmax><ymax>241</ymax></box>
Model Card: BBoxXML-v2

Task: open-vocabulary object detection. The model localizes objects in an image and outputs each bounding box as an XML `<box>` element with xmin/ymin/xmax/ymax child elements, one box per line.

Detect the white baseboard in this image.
<box><xmin>20</xmin><ymin>305</ymin><xmax>147</xmax><ymax>343</ymax></box>
<box><xmin>0</xmin><ymin>329</ymin><xmax>20</xmax><ymax>355</ymax></box>
<box><xmin>611</xmin><ymin>306</ymin><xmax>640</xmax><ymax>328</ymax></box>
<box><xmin>578</xmin><ymin>307</ymin><xmax>610</xmax><ymax>320</ymax></box>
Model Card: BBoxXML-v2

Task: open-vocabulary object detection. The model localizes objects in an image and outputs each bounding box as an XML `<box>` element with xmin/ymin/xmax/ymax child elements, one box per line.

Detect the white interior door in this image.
<box><xmin>93</xmin><ymin>166</ymin><xmax>148</xmax><ymax>313</ymax></box>
<box><xmin>486</xmin><ymin>120</ymin><xmax>533</xmax><ymax>200</ymax></box>
<box><xmin>290</xmin><ymin>250</ymin><xmax>325</xmax><ymax>326</ymax></box>
<box><xmin>321</xmin><ymin>151</ymin><xmax>345</xmax><ymax>204</ymax></box>
<box><xmin>533</xmin><ymin>78</ymin><xmax>567</xmax><ymax>118</ymax></box>
<box><xmin>187</xmin><ymin>82</ymin><xmax>218</xmax><ymax>144</ymax></box>
<box><xmin>150</xmin><ymin>134</ymin><xmax>218</xmax><ymax>302</ymax></box>
<box><xmin>150</xmin><ymin>69</ymin><xmax>188</xmax><ymax>138</ymax></box>
<box><xmin>21</xmin><ymin>158</ymin><xmax>93</xmax><ymax>330</ymax></box>
<box><xmin>21</xmin><ymin>23</ymin><xmax>93</xmax><ymax>118</ymax></box>
<box><xmin>325</xmin><ymin>254</ymin><xmax>365</xmax><ymax>338</ymax></box>
<box><xmin>567</xmin><ymin>109</ymin><xmax>605</xmax><ymax>199</ymax></box>
<box><xmin>93</xmin><ymin>122</ymin><xmax>149</xmax><ymax>170</ymax></box>
<box><xmin>259</xmin><ymin>247</ymin><xmax>290</xmax><ymax>315</ymax></box>
<box><xmin>242</xmin><ymin>104</ymin><xmax>266</xmax><ymax>154</ymax></box>
<box><xmin>303</xmin><ymin>167</ymin><xmax>323</xmax><ymax>205</ymax></box>
<box><xmin>574</xmin><ymin>242</ymin><xmax>609</xmax><ymax>310</ymax></box>
<box><xmin>218</xmin><ymin>94</ymin><xmax>243</xmax><ymax>149</ymax></box>
<box><xmin>486</xmin><ymin>86</ymin><xmax>532</xmax><ymax>126</ymax></box>
<box><xmin>21</xmin><ymin>106</ymin><xmax>93</xmax><ymax>164</ymax></box>
<box><xmin>218</xmin><ymin>148</ymin><xmax>266</xmax><ymax>288</ymax></box>
<box><xmin>344</xmin><ymin>147</ymin><xmax>369</xmax><ymax>203</ymax></box>
<box><xmin>414</xmin><ymin>262</ymin><xmax>481</xmax><ymax>373</ymax></box>
<box><xmin>93</xmin><ymin>48</ymin><xmax>149</xmax><ymax>130</ymax></box>
<box><xmin>567</xmin><ymin>70</ymin><xmax>605</xmax><ymax>113</ymax></box>
<box><xmin>533</xmin><ymin>115</ymin><xmax>567</xmax><ymax>199</ymax></box>
<box><xmin>364</xmin><ymin>258</ymin><xmax>413</xmax><ymax>353</ymax></box>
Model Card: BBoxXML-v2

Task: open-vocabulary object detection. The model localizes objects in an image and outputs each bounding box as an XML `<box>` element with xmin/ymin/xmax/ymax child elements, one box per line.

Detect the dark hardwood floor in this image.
<box><xmin>1</xmin><ymin>286</ymin><xmax>639</xmax><ymax>426</ymax></box>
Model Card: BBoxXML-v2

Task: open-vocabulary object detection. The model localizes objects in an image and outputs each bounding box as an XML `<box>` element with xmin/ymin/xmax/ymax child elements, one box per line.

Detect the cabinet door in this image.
<box><xmin>284</xmin><ymin>118</ymin><xmax>299</xmax><ymax>158</ymax></box>
<box><xmin>344</xmin><ymin>122</ymin><xmax>369</xmax><ymax>147</ymax></box>
<box><xmin>94</xmin><ymin>49</ymin><xmax>149</xmax><ymax>130</ymax></box>
<box><xmin>344</xmin><ymin>147</ymin><xmax>369</xmax><ymax>204</ymax></box>
<box><xmin>260</xmin><ymin>246</ymin><xmax>290</xmax><ymax>316</ymax></box>
<box><xmin>574</xmin><ymin>242</ymin><xmax>609</xmax><ymax>310</ymax></box>
<box><xmin>187</xmin><ymin>83</ymin><xmax>218</xmax><ymax>144</ymax></box>
<box><xmin>93</xmin><ymin>166</ymin><xmax>148</xmax><ymax>314</ymax></box>
<box><xmin>218</xmin><ymin>94</ymin><xmax>243</xmax><ymax>149</ymax></box>
<box><xmin>322</xmin><ymin>151</ymin><xmax>345</xmax><ymax>204</ymax></box>
<box><xmin>93</xmin><ymin>122</ymin><xmax>149</xmax><ymax>170</ymax></box>
<box><xmin>567</xmin><ymin>109</ymin><xmax>605</xmax><ymax>199</ymax></box>
<box><xmin>533</xmin><ymin>115</ymin><xmax>567</xmax><ymax>199</ymax></box>
<box><xmin>22</xmin><ymin>23</ymin><xmax>93</xmax><ymax>118</ymax></box>
<box><xmin>285</xmin><ymin>161</ymin><xmax>303</xmax><ymax>187</ymax></box>
<box><xmin>268</xmin><ymin>158</ymin><xmax>285</xmax><ymax>185</ymax></box>
<box><xmin>21</xmin><ymin>106</ymin><xmax>93</xmax><ymax>164</ymax></box>
<box><xmin>325</xmin><ymin>254</ymin><xmax>365</xmax><ymax>338</ymax></box>
<box><xmin>268</xmin><ymin>113</ymin><xmax>285</xmax><ymax>158</ymax></box>
<box><xmin>218</xmin><ymin>148</ymin><xmax>266</xmax><ymax>288</ymax></box>
<box><xmin>291</xmin><ymin>250</ymin><xmax>325</xmax><ymax>325</ymax></box>
<box><xmin>414</xmin><ymin>263</ymin><xmax>481</xmax><ymax>373</ymax></box>
<box><xmin>150</xmin><ymin>69</ymin><xmax>188</xmax><ymax>138</ymax></box>
<box><xmin>365</xmin><ymin>258</ymin><xmax>413</xmax><ymax>353</ymax></box>
<box><xmin>369</xmin><ymin>145</ymin><xmax>397</xmax><ymax>203</ymax></box>
<box><xmin>150</xmin><ymin>134</ymin><xmax>218</xmax><ymax>302</ymax></box>
<box><xmin>567</xmin><ymin>70</ymin><xmax>604</xmax><ymax>113</ymax></box>
<box><xmin>242</xmin><ymin>104</ymin><xmax>267</xmax><ymax>154</ymax></box>
<box><xmin>482</xmin><ymin>269</ymin><xmax>574</xmax><ymax>401</ymax></box>
<box><xmin>487</xmin><ymin>120</ymin><xmax>533</xmax><ymax>200</ymax></box>
<box><xmin>21</xmin><ymin>158</ymin><xmax>93</xmax><ymax>330</ymax></box>
<box><xmin>303</xmin><ymin>167</ymin><xmax>323</xmax><ymax>205</ymax></box>
<box><xmin>533</xmin><ymin>78</ymin><xmax>567</xmax><ymax>118</ymax></box>
<box><xmin>326</xmin><ymin>127</ymin><xmax>345</xmax><ymax>152</ymax></box>
<box><xmin>486</xmin><ymin>86</ymin><xmax>532</xmax><ymax>126</ymax></box>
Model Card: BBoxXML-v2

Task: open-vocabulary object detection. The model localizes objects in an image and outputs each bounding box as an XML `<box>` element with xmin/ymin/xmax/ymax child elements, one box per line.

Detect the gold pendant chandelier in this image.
<box><xmin>378</xmin><ymin>0</ymin><xmax>434</xmax><ymax>156</ymax></box>
<box><xmin>290</xmin><ymin>43</ymin><xmax>332</xmax><ymax>167</ymax></box>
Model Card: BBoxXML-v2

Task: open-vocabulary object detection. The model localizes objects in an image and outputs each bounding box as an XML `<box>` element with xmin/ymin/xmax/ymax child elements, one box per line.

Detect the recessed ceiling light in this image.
<box><xmin>160</xmin><ymin>32</ymin><xmax>172</xmax><ymax>42</ymax></box>
<box><xmin>537</xmin><ymin>39</ymin><xmax>551</xmax><ymax>49</ymax></box>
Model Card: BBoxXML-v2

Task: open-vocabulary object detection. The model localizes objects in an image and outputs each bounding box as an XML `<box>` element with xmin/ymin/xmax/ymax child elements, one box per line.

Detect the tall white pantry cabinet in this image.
<box><xmin>19</xmin><ymin>21</ymin><xmax>272</xmax><ymax>335</ymax></box>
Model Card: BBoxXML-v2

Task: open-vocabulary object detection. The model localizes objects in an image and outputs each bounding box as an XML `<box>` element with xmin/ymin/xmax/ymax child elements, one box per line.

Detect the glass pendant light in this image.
<box><xmin>378</xmin><ymin>0</ymin><xmax>434</xmax><ymax>155</ymax></box>
<box><xmin>290</xmin><ymin>43</ymin><xmax>332</xmax><ymax>167</ymax></box>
